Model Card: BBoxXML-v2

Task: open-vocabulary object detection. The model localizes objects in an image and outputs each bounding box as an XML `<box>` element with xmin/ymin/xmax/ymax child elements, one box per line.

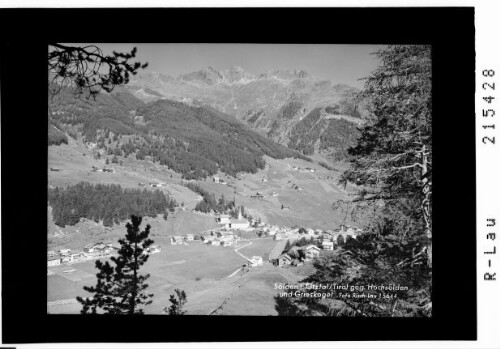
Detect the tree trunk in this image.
<box><xmin>420</xmin><ymin>145</ymin><xmax>432</xmax><ymax>267</ymax></box>
<box><xmin>130</xmin><ymin>240</ymin><xmax>138</xmax><ymax>315</ymax></box>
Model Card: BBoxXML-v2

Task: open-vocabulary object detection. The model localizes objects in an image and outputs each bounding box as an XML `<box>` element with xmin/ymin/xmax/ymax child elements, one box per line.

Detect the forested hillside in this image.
<box><xmin>48</xmin><ymin>124</ymin><xmax>68</xmax><ymax>146</ymax></box>
<box><xmin>48</xmin><ymin>87</ymin><xmax>308</xmax><ymax>179</ymax></box>
<box><xmin>49</xmin><ymin>86</ymin><xmax>142</xmax><ymax>141</ymax></box>
<box><xmin>287</xmin><ymin>107</ymin><xmax>360</xmax><ymax>159</ymax></box>
<box><xmin>48</xmin><ymin>182</ymin><xmax>177</xmax><ymax>227</ymax></box>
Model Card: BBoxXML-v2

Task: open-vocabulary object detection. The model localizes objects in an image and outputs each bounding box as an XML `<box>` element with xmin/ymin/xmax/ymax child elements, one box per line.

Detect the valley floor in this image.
<box><xmin>47</xmin><ymin>236</ymin><xmax>315</xmax><ymax>315</ymax></box>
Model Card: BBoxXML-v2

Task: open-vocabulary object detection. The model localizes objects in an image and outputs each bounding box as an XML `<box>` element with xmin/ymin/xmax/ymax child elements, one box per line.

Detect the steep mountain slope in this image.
<box><xmin>126</xmin><ymin>67</ymin><xmax>368</xmax><ymax>158</ymax></box>
<box><xmin>48</xmin><ymin>87</ymin><xmax>307</xmax><ymax>180</ymax></box>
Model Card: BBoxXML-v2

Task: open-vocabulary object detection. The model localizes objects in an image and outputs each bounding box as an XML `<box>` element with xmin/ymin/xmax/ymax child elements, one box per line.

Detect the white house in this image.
<box><xmin>218</xmin><ymin>232</ymin><xmax>234</xmax><ymax>241</ymax></box>
<box><xmin>147</xmin><ymin>245</ymin><xmax>161</xmax><ymax>254</ymax></box>
<box><xmin>278</xmin><ymin>254</ymin><xmax>292</xmax><ymax>267</ymax></box>
<box><xmin>322</xmin><ymin>241</ymin><xmax>334</xmax><ymax>250</ymax></box>
<box><xmin>170</xmin><ymin>236</ymin><xmax>184</xmax><ymax>245</ymax></box>
<box><xmin>58</xmin><ymin>249</ymin><xmax>71</xmax><ymax>256</ymax></box>
<box><xmin>220</xmin><ymin>240</ymin><xmax>233</xmax><ymax>247</ymax></box>
<box><xmin>71</xmin><ymin>252</ymin><xmax>85</xmax><ymax>261</ymax></box>
<box><xmin>251</xmin><ymin>256</ymin><xmax>263</xmax><ymax>266</ymax></box>
<box><xmin>93</xmin><ymin>242</ymin><xmax>107</xmax><ymax>251</ymax></box>
<box><xmin>84</xmin><ymin>243</ymin><xmax>96</xmax><ymax>253</ymax></box>
<box><xmin>266</xmin><ymin>229</ymin><xmax>277</xmax><ymax>236</ymax></box>
<box><xmin>304</xmin><ymin>245</ymin><xmax>321</xmax><ymax>260</ymax></box>
<box><xmin>47</xmin><ymin>257</ymin><xmax>61</xmax><ymax>267</ymax></box>
<box><xmin>186</xmin><ymin>234</ymin><xmax>194</xmax><ymax>241</ymax></box>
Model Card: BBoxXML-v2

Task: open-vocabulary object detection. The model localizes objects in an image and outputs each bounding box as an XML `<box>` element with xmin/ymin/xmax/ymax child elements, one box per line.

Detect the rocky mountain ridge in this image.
<box><xmin>126</xmin><ymin>66</ymin><xmax>369</xmax><ymax>159</ymax></box>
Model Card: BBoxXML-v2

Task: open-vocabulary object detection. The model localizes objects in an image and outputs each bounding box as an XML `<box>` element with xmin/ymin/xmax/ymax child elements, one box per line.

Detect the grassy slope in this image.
<box><xmin>190</xmin><ymin>155</ymin><xmax>356</xmax><ymax>230</ymax></box>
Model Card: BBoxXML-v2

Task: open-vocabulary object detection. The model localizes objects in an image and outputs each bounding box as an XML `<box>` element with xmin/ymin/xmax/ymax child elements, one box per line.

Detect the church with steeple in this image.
<box><xmin>229</xmin><ymin>206</ymin><xmax>250</xmax><ymax>230</ymax></box>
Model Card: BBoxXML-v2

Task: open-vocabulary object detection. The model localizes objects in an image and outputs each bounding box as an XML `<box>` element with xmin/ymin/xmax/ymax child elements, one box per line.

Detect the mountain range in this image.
<box><xmin>126</xmin><ymin>66</ymin><xmax>367</xmax><ymax>158</ymax></box>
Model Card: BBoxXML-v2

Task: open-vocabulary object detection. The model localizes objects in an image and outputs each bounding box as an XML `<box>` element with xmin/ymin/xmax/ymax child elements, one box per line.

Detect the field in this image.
<box><xmin>214</xmin><ymin>264</ymin><xmax>303</xmax><ymax>316</ymax></box>
<box><xmin>48</xmin><ymin>241</ymin><xmax>252</xmax><ymax>314</ymax></box>
<box><xmin>47</xmin><ymin>234</ymin><xmax>319</xmax><ymax>315</ymax></box>
<box><xmin>237</xmin><ymin>238</ymin><xmax>277</xmax><ymax>261</ymax></box>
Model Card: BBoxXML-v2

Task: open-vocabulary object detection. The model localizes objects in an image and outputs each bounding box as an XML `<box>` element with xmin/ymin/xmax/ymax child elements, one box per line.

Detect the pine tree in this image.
<box><xmin>105</xmin><ymin>157</ymin><xmax>109</xmax><ymax>165</ymax></box>
<box><xmin>283</xmin><ymin>240</ymin><xmax>292</xmax><ymax>253</ymax></box>
<box><xmin>338</xmin><ymin>45</ymin><xmax>432</xmax><ymax>265</ymax></box>
<box><xmin>76</xmin><ymin>215</ymin><xmax>154</xmax><ymax>314</ymax></box>
<box><xmin>165</xmin><ymin>289</ymin><xmax>187</xmax><ymax>315</ymax></box>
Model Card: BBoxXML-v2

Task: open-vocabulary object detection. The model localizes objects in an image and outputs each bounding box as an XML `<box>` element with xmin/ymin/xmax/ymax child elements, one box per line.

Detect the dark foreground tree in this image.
<box><xmin>48</xmin><ymin>43</ymin><xmax>148</xmax><ymax>99</ymax></box>
<box><xmin>165</xmin><ymin>289</ymin><xmax>187</xmax><ymax>315</ymax></box>
<box><xmin>275</xmin><ymin>45</ymin><xmax>433</xmax><ymax>318</ymax></box>
<box><xmin>77</xmin><ymin>215</ymin><xmax>154</xmax><ymax>314</ymax></box>
<box><xmin>336</xmin><ymin>45</ymin><xmax>432</xmax><ymax>266</ymax></box>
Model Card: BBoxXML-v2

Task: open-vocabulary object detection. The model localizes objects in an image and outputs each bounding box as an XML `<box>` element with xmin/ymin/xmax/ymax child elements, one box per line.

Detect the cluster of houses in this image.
<box><xmin>291</xmin><ymin>165</ymin><xmax>316</xmax><ymax>173</ymax></box>
<box><xmin>149</xmin><ymin>182</ymin><xmax>166</xmax><ymax>188</ymax></box>
<box><xmin>91</xmin><ymin>165</ymin><xmax>114</xmax><ymax>173</ymax></box>
<box><xmin>47</xmin><ymin>241</ymin><xmax>161</xmax><ymax>267</ymax></box>
<box><xmin>273</xmin><ymin>244</ymin><xmax>321</xmax><ymax>267</ymax></box>
<box><xmin>47</xmin><ymin>242</ymin><xmax>117</xmax><ymax>267</ymax></box>
<box><xmin>170</xmin><ymin>230</ymin><xmax>240</xmax><ymax>247</ymax></box>
<box><xmin>170</xmin><ymin>234</ymin><xmax>195</xmax><ymax>245</ymax></box>
<box><xmin>137</xmin><ymin>182</ymin><xmax>167</xmax><ymax>188</ymax></box>
<box><xmin>264</xmin><ymin>224</ymin><xmax>363</xmax><ymax>267</ymax></box>
<box><xmin>201</xmin><ymin>230</ymin><xmax>239</xmax><ymax>247</ymax></box>
<box><xmin>260</xmin><ymin>224</ymin><xmax>361</xmax><ymax>244</ymax></box>
<box><xmin>319</xmin><ymin>225</ymin><xmax>362</xmax><ymax>250</ymax></box>
<box><xmin>248</xmin><ymin>191</ymin><xmax>278</xmax><ymax>199</ymax></box>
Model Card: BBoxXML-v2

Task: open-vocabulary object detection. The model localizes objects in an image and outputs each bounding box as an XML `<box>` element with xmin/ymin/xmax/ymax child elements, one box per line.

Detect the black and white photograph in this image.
<box><xmin>0</xmin><ymin>5</ymin><xmax>485</xmax><ymax>347</ymax></box>
<box><xmin>46</xmin><ymin>43</ymin><xmax>433</xmax><ymax>317</ymax></box>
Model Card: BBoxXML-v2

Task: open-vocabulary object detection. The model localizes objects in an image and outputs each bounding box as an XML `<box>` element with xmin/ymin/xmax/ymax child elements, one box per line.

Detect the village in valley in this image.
<box><xmin>48</xmin><ymin>199</ymin><xmax>361</xmax><ymax>272</ymax></box>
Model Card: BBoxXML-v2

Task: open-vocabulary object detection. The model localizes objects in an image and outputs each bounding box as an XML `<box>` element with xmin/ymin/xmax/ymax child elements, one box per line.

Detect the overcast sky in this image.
<box><xmin>94</xmin><ymin>44</ymin><xmax>385</xmax><ymax>89</ymax></box>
